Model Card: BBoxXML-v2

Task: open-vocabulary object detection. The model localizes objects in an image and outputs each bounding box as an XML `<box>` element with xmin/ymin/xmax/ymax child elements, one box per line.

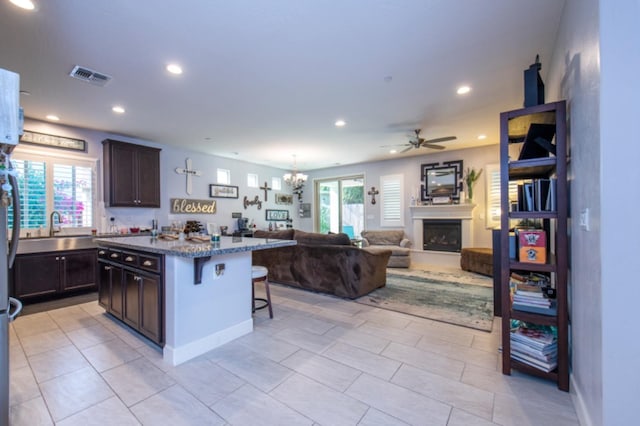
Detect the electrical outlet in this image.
<box><xmin>579</xmin><ymin>208</ymin><xmax>590</xmax><ymax>231</ymax></box>
<box><xmin>214</xmin><ymin>263</ymin><xmax>225</xmax><ymax>278</ymax></box>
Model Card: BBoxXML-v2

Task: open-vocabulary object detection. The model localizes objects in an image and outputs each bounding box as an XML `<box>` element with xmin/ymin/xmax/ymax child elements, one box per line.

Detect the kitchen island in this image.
<box><xmin>94</xmin><ymin>235</ymin><xmax>296</xmax><ymax>366</ymax></box>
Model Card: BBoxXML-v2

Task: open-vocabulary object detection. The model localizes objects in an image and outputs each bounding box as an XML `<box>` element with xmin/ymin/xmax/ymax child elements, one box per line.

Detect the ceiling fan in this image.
<box><xmin>383</xmin><ymin>129</ymin><xmax>457</xmax><ymax>153</ymax></box>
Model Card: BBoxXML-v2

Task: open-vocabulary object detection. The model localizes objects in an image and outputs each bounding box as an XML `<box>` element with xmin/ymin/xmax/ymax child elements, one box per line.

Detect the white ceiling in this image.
<box><xmin>0</xmin><ymin>0</ymin><xmax>565</xmax><ymax>171</ymax></box>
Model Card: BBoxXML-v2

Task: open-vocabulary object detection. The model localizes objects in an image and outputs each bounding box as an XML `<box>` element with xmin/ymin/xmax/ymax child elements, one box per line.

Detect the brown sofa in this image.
<box><xmin>251</xmin><ymin>229</ymin><xmax>391</xmax><ymax>299</ymax></box>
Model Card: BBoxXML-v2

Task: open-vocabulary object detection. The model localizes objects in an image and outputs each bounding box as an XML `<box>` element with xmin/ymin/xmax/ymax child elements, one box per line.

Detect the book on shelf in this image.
<box><xmin>511</xmin><ymin>341</ymin><xmax>557</xmax><ymax>361</ymax></box>
<box><xmin>513</xmin><ymin>295</ymin><xmax>551</xmax><ymax>306</ymax></box>
<box><xmin>511</xmin><ymin>351</ymin><xmax>558</xmax><ymax>372</ymax></box>
<box><xmin>510</xmin><ymin>324</ymin><xmax>557</xmax><ymax>350</ymax></box>
<box><xmin>513</xmin><ymin>301</ymin><xmax>557</xmax><ymax>316</ymax></box>
<box><xmin>515</xmin><ymin>178</ymin><xmax>557</xmax><ymax>212</ymax></box>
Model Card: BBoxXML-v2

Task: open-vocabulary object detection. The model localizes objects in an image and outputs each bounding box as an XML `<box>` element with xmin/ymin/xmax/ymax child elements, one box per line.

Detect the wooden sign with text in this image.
<box><xmin>170</xmin><ymin>198</ymin><xmax>217</xmax><ymax>214</ymax></box>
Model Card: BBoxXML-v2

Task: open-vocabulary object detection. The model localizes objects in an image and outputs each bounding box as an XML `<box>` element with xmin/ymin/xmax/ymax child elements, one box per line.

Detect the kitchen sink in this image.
<box><xmin>17</xmin><ymin>235</ymin><xmax>97</xmax><ymax>254</ymax></box>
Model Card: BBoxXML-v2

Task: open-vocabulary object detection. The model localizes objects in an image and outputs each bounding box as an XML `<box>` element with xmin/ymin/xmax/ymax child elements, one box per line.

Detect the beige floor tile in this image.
<box><xmin>101</xmin><ymin>357</ymin><xmax>176</xmax><ymax>406</ymax></box>
<box><xmin>381</xmin><ymin>342</ymin><xmax>465</xmax><ymax>381</ymax></box>
<box><xmin>311</xmin><ymin>307</ymin><xmax>367</xmax><ymax>329</ymax></box>
<box><xmin>354</xmin><ymin>308</ymin><xmax>414</xmax><ymax>329</ymax></box>
<box><xmin>391</xmin><ymin>364</ymin><xmax>494</xmax><ymax>420</ymax></box>
<box><xmin>20</xmin><ymin>328</ymin><xmax>72</xmax><ymax>356</ymax></box>
<box><xmin>212</xmin><ymin>383</ymin><xmax>312</xmax><ymax>425</ymax></box>
<box><xmin>235</xmin><ymin>328</ymin><xmax>300</xmax><ymax>362</ymax></box>
<box><xmin>81</xmin><ymin>338</ymin><xmax>142</xmax><ymax>372</ymax></box>
<box><xmin>56</xmin><ymin>396</ymin><xmax>141</xmax><ymax>426</ymax></box>
<box><xmin>9</xmin><ymin>396</ymin><xmax>53</xmax><ymax>426</ymax></box>
<box><xmin>281</xmin><ymin>349</ymin><xmax>362</xmax><ymax>392</ymax></box>
<box><xmin>493</xmin><ymin>393</ymin><xmax>580</xmax><ymax>426</ymax></box>
<box><xmin>314</xmin><ymin>297</ymin><xmax>368</xmax><ymax>316</ymax></box>
<box><xmin>78</xmin><ymin>300</ymin><xmax>107</xmax><ymax>316</ymax></box>
<box><xmin>166</xmin><ymin>357</ymin><xmax>244</xmax><ymax>406</ymax></box>
<box><xmin>324</xmin><ymin>325</ymin><xmax>391</xmax><ymax>354</ymax></box>
<box><xmin>9</xmin><ymin>344</ymin><xmax>28</xmax><ymax>370</ymax></box>
<box><xmin>9</xmin><ymin>365</ymin><xmax>41</xmax><ymax>407</ymax></box>
<box><xmin>358</xmin><ymin>408</ymin><xmax>411</xmax><ymax>425</ymax></box>
<box><xmin>356</xmin><ymin>321</ymin><xmax>422</xmax><ymax>346</ymax></box>
<box><xmin>447</xmin><ymin>408</ymin><xmax>500</xmax><ymax>426</ymax></box>
<box><xmin>39</xmin><ymin>366</ymin><xmax>114</xmax><ymax>421</ymax></box>
<box><xmin>415</xmin><ymin>335</ymin><xmax>499</xmax><ymax>370</ymax></box>
<box><xmin>273</xmin><ymin>327</ymin><xmax>335</xmax><ymax>353</ymax></box>
<box><xmin>209</xmin><ymin>342</ymin><xmax>294</xmax><ymax>392</ymax></box>
<box><xmin>470</xmin><ymin>332</ymin><xmax>502</xmax><ymax>353</ymax></box>
<box><xmin>28</xmin><ymin>345</ymin><xmax>90</xmax><ymax>383</ymax></box>
<box><xmin>65</xmin><ymin>323</ymin><xmax>118</xmax><ymax>349</ymax></box>
<box><xmin>131</xmin><ymin>384</ymin><xmax>226</xmax><ymax>425</ymax></box>
<box><xmin>323</xmin><ymin>342</ymin><xmax>401</xmax><ymax>381</ymax></box>
<box><xmin>50</xmin><ymin>309</ymin><xmax>100</xmax><ymax>332</ymax></box>
<box><xmin>271</xmin><ymin>373</ymin><xmax>369</xmax><ymax>425</ymax></box>
<box><xmin>12</xmin><ymin>312</ymin><xmax>59</xmax><ymax>338</ymax></box>
<box><xmin>404</xmin><ymin>319</ymin><xmax>476</xmax><ymax>347</ymax></box>
<box><xmin>346</xmin><ymin>374</ymin><xmax>451</xmax><ymax>426</ymax></box>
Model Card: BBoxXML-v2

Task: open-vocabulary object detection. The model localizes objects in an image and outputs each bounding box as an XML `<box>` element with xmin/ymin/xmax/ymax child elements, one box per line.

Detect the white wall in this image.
<box><xmin>300</xmin><ymin>144</ymin><xmax>499</xmax><ymax>248</ymax></box>
<box><xmin>19</xmin><ymin>119</ymin><xmax>295</xmax><ymax>234</ymax></box>
<box><xmin>547</xmin><ymin>1</ymin><xmax>640</xmax><ymax>425</ymax></box>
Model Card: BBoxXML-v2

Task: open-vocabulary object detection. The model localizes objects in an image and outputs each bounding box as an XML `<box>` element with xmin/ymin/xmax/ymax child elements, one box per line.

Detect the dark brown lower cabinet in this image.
<box><xmin>12</xmin><ymin>249</ymin><xmax>97</xmax><ymax>300</ymax></box>
<box><xmin>98</xmin><ymin>247</ymin><xmax>164</xmax><ymax>345</ymax></box>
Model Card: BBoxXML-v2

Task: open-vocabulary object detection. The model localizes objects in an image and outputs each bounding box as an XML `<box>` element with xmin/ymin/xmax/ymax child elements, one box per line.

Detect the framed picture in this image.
<box><xmin>265</xmin><ymin>209</ymin><xmax>289</xmax><ymax>221</ymax></box>
<box><xmin>20</xmin><ymin>130</ymin><xmax>87</xmax><ymax>152</ymax></box>
<box><xmin>275</xmin><ymin>193</ymin><xmax>293</xmax><ymax>205</ymax></box>
<box><xmin>209</xmin><ymin>184</ymin><xmax>239</xmax><ymax>199</ymax></box>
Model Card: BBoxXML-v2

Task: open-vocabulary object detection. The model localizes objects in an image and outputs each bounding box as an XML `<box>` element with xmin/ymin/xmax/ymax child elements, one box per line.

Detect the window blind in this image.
<box><xmin>380</xmin><ymin>174</ymin><xmax>404</xmax><ymax>227</ymax></box>
<box><xmin>9</xmin><ymin>159</ymin><xmax>47</xmax><ymax>230</ymax></box>
<box><xmin>53</xmin><ymin>164</ymin><xmax>93</xmax><ymax>227</ymax></box>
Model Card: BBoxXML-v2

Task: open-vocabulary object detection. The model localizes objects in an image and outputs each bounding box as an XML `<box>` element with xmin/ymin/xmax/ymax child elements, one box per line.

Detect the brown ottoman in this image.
<box><xmin>460</xmin><ymin>248</ymin><xmax>493</xmax><ymax>277</ymax></box>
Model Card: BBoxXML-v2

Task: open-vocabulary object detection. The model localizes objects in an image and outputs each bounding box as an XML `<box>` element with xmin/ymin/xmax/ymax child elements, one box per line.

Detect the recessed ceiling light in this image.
<box><xmin>10</xmin><ymin>0</ymin><xmax>35</xmax><ymax>10</ymax></box>
<box><xmin>46</xmin><ymin>114</ymin><xmax>60</xmax><ymax>121</ymax></box>
<box><xmin>478</xmin><ymin>134</ymin><xmax>487</xmax><ymax>140</ymax></box>
<box><xmin>112</xmin><ymin>106</ymin><xmax>125</xmax><ymax>114</ymax></box>
<box><xmin>456</xmin><ymin>85</ymin><xmax>471</xmax><ymax>95</ymax></box>
<box><xmin>166</xmin><ymin>64</ymin><xmax>183</xmax><ymax>75</ymax></box>
<box><xmin>390</xmin><ymin>149</ymin><xmax>397</xmax><ymax>154</ymax></box>
<box><xmin>335</xmin><ymin>119</ymin><xmax>346</xmax><ymax>127</ymax></box>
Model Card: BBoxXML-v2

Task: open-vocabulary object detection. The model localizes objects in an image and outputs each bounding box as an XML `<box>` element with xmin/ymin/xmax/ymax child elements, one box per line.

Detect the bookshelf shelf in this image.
<box><xmin>499</xmin><ymin>100</ymin><xmax>569</xmax><ymax>392</ymax></box>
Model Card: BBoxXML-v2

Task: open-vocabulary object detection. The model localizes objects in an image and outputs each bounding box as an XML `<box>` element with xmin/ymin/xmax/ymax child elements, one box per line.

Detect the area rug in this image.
<box><xmin>355</xmin><ymin>270</ymin><xmax>494</xmax><ymax>331</ymax></box>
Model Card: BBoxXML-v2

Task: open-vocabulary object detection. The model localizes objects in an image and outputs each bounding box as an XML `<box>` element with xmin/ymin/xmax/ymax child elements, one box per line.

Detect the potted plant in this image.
<box><xmin>464</xmin><ymin>167</ymin><xmax>483</xmax><ymax>201</ymax></box>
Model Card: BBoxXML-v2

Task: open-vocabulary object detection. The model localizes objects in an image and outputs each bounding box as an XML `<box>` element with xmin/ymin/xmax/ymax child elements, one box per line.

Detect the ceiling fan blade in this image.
<box><xmin>423</xmin><ymin>136</ymin><xmax>457</xmax><ymax>144</ymax></box>
<box><xmin>421</xmin><ymin>143</ymin><xmax>446</xmax><ymax>150</ymax></box>
<box><xmin>400</xmin><ymin>146</ymin><xmax>414</xmax><ymax>153</ymax></box>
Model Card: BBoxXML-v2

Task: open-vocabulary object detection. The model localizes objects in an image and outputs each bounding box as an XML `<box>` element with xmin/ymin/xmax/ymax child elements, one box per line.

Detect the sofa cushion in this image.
<box><xmin>361</xmin><ymin>230</ymin><xmax>404</xmax><ymax>246</ymax></box>
<box><xmin>364</xmin><ymin>245</ymin><xmax>410</xmax><ymax>257</ymax></box>
<box><xmin>293</xmin><ymin>230</ymin><xmax>351</xmax><ymax>246</ymax></box>
<box><xmin>253</xmin><ymin>229</ymin><xmax>294</xmax><ymax>240</ymax></box>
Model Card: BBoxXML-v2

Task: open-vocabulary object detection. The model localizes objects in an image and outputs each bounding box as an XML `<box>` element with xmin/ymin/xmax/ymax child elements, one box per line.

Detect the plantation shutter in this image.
<box><xmin>9</xmin><ymin>159</ymin><xmax>47</xmax><ymax>230</ymax></box>
<box><xmin>485</xmin><ymin>163</ymin><xmax>518</xmax><ymax>228</ymax></box>
<box><xmin>53</xmin><ymin>164</ymin><xmax>93</xmax><ymax>227</ymax></box>
<box><xmin>380</xmin><ymin>174</ymin><xmax>404</xmax><ymax>227</ymax></box>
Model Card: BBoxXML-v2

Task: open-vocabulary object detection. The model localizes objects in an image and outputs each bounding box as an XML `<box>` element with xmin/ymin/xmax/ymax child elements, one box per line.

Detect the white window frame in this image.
<box><xmin>271</xmin><ymin>177</ymin><xmax>282</xmax><ymax>191</ymax></box>
<box><xmin>12</xmin><ymin>148</ymin><xmax>97</xmax><ymax>236</ymax></box>
<box><xmin>217</xmin><ymin>168</ymin><xmax>230</xmax><ymax>184</ymax></box>
<box><xmin>247</xmin><ymin>173</ymin><xmax>259</xmax><ymax>188</ymax></box>
<box><xmin>380</xmin><ymin>174</ymin><xmax>404</xmax><ymax>227</ymax></box>
<box><xmin>485</xmin><ymin>163</ymin><xmax>518</xmax><ymax>229</ymax></box>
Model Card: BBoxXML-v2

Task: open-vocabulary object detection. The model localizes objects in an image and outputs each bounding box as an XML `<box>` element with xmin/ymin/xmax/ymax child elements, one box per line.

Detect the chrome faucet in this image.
<box><xmin>49</xmin><ymin>211</ymin><xmax>62</xmax><ymax>237</ymax></box>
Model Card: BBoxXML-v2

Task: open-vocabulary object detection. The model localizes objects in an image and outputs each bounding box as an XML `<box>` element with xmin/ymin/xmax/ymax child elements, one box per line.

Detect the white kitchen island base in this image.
<box><xmin>163</xmin><ymin>251</ymin><xmax>253</xmax><ymax>366</ymax></box>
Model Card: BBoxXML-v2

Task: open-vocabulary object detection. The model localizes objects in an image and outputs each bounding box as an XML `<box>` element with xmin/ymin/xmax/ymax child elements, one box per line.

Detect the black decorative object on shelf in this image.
<box><xmin>524</xmin><ymin>54</ymin><xmax>545</xmax><ymax>107</ymax></box>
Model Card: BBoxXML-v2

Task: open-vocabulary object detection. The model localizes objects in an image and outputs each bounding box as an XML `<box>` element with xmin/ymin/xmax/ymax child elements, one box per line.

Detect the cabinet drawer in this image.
<box><xmin>139</xmin><ymin>254</ymin><xmax>162</xmax><ymax>273</ymax></box>
<box><xmin>122</xmin><ymin>252</ymin><xmax>139</xmax><ymax>266</ymax></box>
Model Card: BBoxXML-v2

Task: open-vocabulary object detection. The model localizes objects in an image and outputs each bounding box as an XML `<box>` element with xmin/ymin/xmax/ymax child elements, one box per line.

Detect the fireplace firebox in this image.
<box><xmin>423</xmin><ymin>219</ymin><xmax>462</xmax><ymax>252</ymax></box>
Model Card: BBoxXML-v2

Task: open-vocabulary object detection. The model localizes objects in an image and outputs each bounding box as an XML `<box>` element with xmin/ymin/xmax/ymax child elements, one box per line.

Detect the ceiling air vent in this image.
<box><xmin>69</xmin><ymin>65</ymin><xmax>112</xmax><ymax>87</ymax></box>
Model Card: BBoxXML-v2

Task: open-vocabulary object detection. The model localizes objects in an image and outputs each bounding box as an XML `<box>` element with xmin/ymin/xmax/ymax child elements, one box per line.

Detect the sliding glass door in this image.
<box><xmin>315</xmin><ymin>175</ymin><xmax>364</xmax><ymax>239</ymax></box>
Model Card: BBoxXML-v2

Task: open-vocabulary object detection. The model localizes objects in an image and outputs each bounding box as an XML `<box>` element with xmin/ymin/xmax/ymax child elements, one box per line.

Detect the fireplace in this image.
<box><xmin>423</xmin><ymin>219</ymin><xmax>462</xmax><ymax>252</ymax></box>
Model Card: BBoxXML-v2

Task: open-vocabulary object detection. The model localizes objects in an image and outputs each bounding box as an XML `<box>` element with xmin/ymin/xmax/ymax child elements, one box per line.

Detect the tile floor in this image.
<box><xmin>8</xmin><ymin>282</ymin><xmax>580</xmax><ymax>425</ymax></box>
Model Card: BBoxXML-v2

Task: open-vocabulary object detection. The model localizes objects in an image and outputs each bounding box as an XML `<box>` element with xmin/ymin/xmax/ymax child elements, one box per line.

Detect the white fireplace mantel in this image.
<box><xmin>410</xmin><ymin>203</ymin><xmax>477</xmax><ymax>268</ymax></box>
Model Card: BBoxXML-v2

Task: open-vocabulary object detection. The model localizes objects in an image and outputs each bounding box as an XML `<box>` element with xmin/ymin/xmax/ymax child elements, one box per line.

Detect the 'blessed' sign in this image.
<box><xmin>170</xmin><ymin>198</ymin><xmax>217</xmax><ymax>214</ymax></box>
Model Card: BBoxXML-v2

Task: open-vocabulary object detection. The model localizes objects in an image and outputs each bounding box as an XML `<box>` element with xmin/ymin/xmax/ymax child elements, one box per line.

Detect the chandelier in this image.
<box><xmin>283</xmin><ymin>156</ymin><xmax>307</xmax><ymax>201</ymax></box>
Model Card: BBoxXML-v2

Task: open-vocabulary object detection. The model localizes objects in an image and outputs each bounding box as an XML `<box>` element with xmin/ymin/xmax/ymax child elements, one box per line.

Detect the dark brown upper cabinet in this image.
<box><xmin>103</xmin><ymin>139</ymin><xmax>161</xmax><ymax>207</ymax></box>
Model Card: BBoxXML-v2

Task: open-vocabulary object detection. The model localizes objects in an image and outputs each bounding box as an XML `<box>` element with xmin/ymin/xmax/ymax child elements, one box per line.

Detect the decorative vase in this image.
<box><xmin>468</xmin><ymin>186</ymin><xmax>474</xmax><ymax>202</ymax></box>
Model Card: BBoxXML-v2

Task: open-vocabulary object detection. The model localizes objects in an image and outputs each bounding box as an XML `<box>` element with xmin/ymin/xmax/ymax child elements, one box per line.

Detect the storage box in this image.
<box><xmin>518</xmin><ymin>229</ymin><xmax>546</xmax><ymax>263</ymax></box>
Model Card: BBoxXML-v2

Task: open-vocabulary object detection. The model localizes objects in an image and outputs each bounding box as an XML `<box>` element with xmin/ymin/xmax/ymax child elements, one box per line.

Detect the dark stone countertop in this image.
<box><xmin>94</xmin><ymin>235</ymin><xmax>296</xmax><ymax>258</ymax></box>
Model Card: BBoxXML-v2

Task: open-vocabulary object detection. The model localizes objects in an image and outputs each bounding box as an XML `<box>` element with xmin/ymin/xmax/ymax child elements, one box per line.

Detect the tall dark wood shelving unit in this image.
<box><xmin>499</xmin><ymin>100</ymin><xmax>569</xmax><ymax>391</ymax></box>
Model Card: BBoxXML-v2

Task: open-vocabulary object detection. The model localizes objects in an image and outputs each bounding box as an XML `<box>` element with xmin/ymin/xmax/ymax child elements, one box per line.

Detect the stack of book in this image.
<box><xmin>512</xmin><ymin>282</ymin><xmax>557</xmax><ymax>316</ymax></box>
<box><xmin>510</xmin><ymin>325</ymin><xmax>558</xmax><ymax>372</ymax></box>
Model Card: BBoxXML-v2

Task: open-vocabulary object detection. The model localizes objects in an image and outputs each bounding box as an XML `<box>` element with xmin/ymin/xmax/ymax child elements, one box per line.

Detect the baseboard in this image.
<box><xmin>162</xmin><ymin>319</ymin><xmax>253</xmax><ymax>366</ymax></box>
<box><xmin>571</xmin><ymin>373</ymin><xmax>595</xmax><ymax>426</ymax></box>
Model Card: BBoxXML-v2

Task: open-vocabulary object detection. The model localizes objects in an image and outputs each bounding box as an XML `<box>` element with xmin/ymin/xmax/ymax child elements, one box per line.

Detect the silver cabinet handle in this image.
<box><xmin>125</xmin><ymin>256</ymin><xmax>135</xmax><ymax>262</ymax></box>
<box><xmin>142</xmin><ymin>260</ymin><xmax>152</xmax><ymax>266</ymax></box>
<box><xmin>98</xmin><ymin>250</ymin><xmax>106</xmax><ymax>255</ymax></box>
<box><xmin>110</xmin><ymin>253</ymin><xmax>119</xmax><ymax>258</ymax></box>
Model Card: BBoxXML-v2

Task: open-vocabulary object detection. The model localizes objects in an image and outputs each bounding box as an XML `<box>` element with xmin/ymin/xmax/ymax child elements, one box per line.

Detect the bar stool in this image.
<box><xmin>251</xmin><ymin>265</ymin><xmax>273</xmax><ymax>318</ymax></box>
